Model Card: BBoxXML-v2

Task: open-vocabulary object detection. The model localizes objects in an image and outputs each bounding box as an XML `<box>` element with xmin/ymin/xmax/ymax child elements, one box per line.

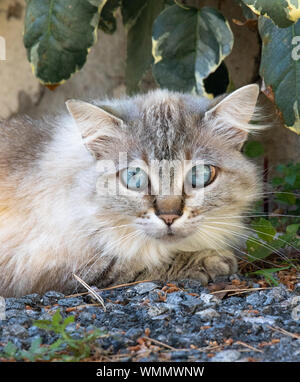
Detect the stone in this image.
<box><xmin>243</xmin><ymin>316</ymin><xmax>276</xmax><ymax>326</ymax></box>
<box><xmin>199</xmin><ymin>293</ymin><xmax>220</xmax><ymax>307</ymax></box>
<box><xmin>5</xmin><ymin>298</ymin><xmax>25</xmax><ymax>310</ymax></box>
<box><xmin>147</xmin><ymin>304</ymin><xmax>169</xmax><ymax>317</ymax></box>
<box><xmin>211</xmin><ymin>350</ymin><xmax>241</xmax><ymax>362</ymax></box>
<box><xmin>246</xmin><ymin>292</ymin><xmax>265</xmax><ymax>307</ymax></box>
<box><xmin>166</xmin><ymin>292</ymin><xmax>184</xmax><ymax>305</ymax></box>
<box><xmin>42</xmin><ymin>291</ymin><xmax>65</xmax><ymax>306</ymax></box>
<box><xmin>180</xmin><ymin>296</ymin><xmax>203</xmax><ymax>312</ymax></box>
<box><xmin>3</xmin><ymin>324</ymin><xmax>28</xmax><ymax>339</ymax></box>
<box><xmin>294</xmin><ymin>283</ymin><xmax>300</xmax><ymax>295</ymax></box>
<box><xmin>133</xmin><ymin>282</ymin><xmax>159</xmax><ymax>295</ymax></box>
<box><xmin>195</xmin><ymin>308</ymin><xmax>220</xmax><ymax>320</ymax></box>
<box><xmin>125</xmin><ymin>328</ymin><xmax>143</xmax><ymax>340</ymax></box>
<box><xmin>19</xmin><ymin>294</ymin><xmax>41</xmax><ymax>306</ymax></box>
<box><xmin>57</xmin><ymin>297</ymin><xmax>83</xmax><ymax>307</ymax></box>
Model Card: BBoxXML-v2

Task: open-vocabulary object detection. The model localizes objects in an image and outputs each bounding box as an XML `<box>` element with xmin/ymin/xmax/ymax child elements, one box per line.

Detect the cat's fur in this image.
<box><xmin>0</xmin><ymin>84</ymin><xmax>264</xmax><ymax>297</ymax></box>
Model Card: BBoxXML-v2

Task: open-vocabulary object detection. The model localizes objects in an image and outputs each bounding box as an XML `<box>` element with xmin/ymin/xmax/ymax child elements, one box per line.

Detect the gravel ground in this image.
<box><xmin>1</xmin><ymin>275</ymin><xmax>300</xmax><ymax>362</ymax></box>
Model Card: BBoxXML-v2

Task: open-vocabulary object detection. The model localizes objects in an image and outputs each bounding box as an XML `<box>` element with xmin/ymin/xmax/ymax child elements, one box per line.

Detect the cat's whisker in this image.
<box><xmin>80</xmin><ymin>230</ymin><xmax>143</xmax><ymax>280</ymax></box>
<box><xmin>74</xmin><ymin>223</ymin><xmax>134</xmax><ymax>236</ymax></box>
<box><xmin>78</xmin><ymin>230</ymin><xmax>139</xmax><ymax>279</ymax></box>
<box><xmin>204</xmin><ymin>213</ymin><xmax>300</xmax><ymax>219</ymax></box>
<box><xmin>203</xmin><ymin>223</ymin><xmax>291</xmax><ymax>263</ymax></box>
<box><xmin>97</xmin><ymin>224</ymin><xmax>134</xmax><ymax>234</ymax></box>
<box><xmin>255</xmin><ymin>191</ymin><xmax>300</xmax><ymax>197</ymax></box>
<box><xmin>203</xmin><ymin>220</ymin><xmax>299</xmax><ymax>256</ymax></box>
<box><xmin>198</xmin><ymin>227</ymin><xmax>280</xmax><ymax>269</ymax></box>
<box><xmin>79</xmin><ymin>231</ymin><xmax>134</xmax><ymax>277</ymax></box>
<box><xmin>196</xmin><ymin>228</ymin><xmax>262</xmax><ymax>269</ymax></box>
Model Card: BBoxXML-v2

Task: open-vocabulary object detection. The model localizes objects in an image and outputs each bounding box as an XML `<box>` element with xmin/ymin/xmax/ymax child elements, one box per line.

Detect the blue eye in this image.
<box><xmin>186</xmin><ymin>165</ymin><xmax>215</xmax><ymax>188</ymax></box>
<box><xmin>121</xmin><ymin>167</ymin><xmax>148</xmax><ymax>191</ymax></box>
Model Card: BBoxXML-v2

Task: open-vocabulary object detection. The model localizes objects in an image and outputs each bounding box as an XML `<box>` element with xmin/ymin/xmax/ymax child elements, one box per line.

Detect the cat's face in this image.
<box><xmin>67</xmin><ymin>85</ymin><xmax>263</xmax><ymax>249</ymax></box>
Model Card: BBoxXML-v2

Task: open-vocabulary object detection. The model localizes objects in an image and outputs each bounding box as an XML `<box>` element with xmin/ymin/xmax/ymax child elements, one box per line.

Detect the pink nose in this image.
<box><xmin>158</xmin><ymin>214</ymin><xmax>180</xmax><ymax>226</ymax></box>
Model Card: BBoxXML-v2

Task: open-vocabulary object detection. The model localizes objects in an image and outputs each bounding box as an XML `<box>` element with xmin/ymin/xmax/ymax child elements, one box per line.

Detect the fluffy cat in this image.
<box><xmin>0</xmin><ymin>84</ymin><xmax>264</xmax><ymax>297</ymax></box>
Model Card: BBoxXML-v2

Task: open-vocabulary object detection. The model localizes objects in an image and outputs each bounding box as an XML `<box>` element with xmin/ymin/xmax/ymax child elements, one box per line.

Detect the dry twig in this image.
<box><xmin>73</xmin><ymin>273</ymin><xmax>106</xmax><ymax>311</ymax></box>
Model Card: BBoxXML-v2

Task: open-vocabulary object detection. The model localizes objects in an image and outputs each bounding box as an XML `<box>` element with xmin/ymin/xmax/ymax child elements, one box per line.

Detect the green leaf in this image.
<box><xmin>62</xmin><ymin>315</ymin><xmax>75</xmax><ymax>331</ymax></box>
<box><xmin>29</xmin><ymin>337</ymin><xmax>43</xmax><ymax>352</ymax></box>
<box><xmin>243</xmin><ymin>140</ymin><xmax>265</xmax><ymax>158</ymax></box>
<box><xmin>272</xmin><ymin>177</ymin><xmax>284</xmax><ymax>186</ymax></box>
<box><xmin>34</xmin><ymin>320</ymin><xmax>52</xmax><ymax>329</ymax></box>
<box><xmin>276</xmin><ymin>164</ymin><xmax>287</xmax><ymax>173</ymax></box>
<box><xmin>251</xmin><ymin>266</ymin><xmax>291</xmax><ymax>286</ymax></box>
<box><xmin>2</xmin><ymin>342</ymin><xmax>18</xmax><ymax>358</ymax></box>
<box><xmin>122</xmin><ymin>0</ymin><xmax>164</xmax><ymax>94</ymax></box>
<box><xmin>259</xmin><ymin>17</ymin><xmax>300</xmax><ymax>135</ymax></box>
<box><xmin>246</xmin><ymin>235</ymin><xmax>284</xmax><ymax>262</ymax></box>
<box><xmin>24</xmin><ymin>0</ymin><xmax>107</xmax><ymax>85</ymax></box>
<box><xmin>152</xmin><ymin>5</ymin><xmax>233</xmax><ymax>96</ymax></box>
<box><xmin>275</xmin><ymin>192</ymin><xmax>297</xmax><ymax>205</ymax></box>
<box><xmin>241</xmin><ymin>0</ymin><xmax>300</xmax><ymax>28</ymax></box>
<box><xmin>286</xmin><ymin>223</ymin><xmax>300</xmax><ymax>234</ymax></box>
<box><xmin>246</xmin><ymin>238</ymin><xmax>273</xmax><ymax>261</ymax></box>
<box><xmin>251</xmin><ymin>218</ymin><xmax>276</xmax><ymax>242</ymax></box>
<box><xmin>52</xmin><ymin>309</ymin><xmax>63</xmax><ymax>328</ymax></box>
<box><xmin>98</xmin><ymin>0</ymin><xmax>121</xmax><ymax>34</ymax></box>
<box><xmin>285</xmin><ymin>173</ymin><xmax>297</xmax><ymax>186</ymax></box>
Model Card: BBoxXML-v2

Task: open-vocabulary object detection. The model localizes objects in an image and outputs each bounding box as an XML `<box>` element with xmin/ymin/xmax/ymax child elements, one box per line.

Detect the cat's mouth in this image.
<box><xmin>155</xmin><ymin>227</ymin><xmax>191</xmax><ymax>242</ymax></box>
<box><xmin>134</xmin><ymin>214</ymin><xmax>193</xmax><ymax>242</ymax></box>
<box><xmin>165</xmin><ymin>228</ymin><xmax>176</xmax><ymax>239</ymax></box>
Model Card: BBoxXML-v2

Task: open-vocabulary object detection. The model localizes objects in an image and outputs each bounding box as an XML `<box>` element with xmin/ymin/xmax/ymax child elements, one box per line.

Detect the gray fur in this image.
<box><xmin>0</xmin><ymin>85</ymin><xmax>264</xmax><ymax>297</ymax></box>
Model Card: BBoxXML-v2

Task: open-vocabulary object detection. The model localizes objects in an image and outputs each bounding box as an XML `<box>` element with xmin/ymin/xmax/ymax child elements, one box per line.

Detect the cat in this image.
<box><xmin>0</xmin><ymin>84</ymin><xmax>265</xmax><ymax>297</ymax></box>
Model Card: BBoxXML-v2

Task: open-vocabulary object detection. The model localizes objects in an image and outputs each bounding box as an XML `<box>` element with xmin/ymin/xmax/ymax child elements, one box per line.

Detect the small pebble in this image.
<box><xmin>0</xmin><ymin>278</ymin><xmax>299</xmax><ymax>362</ymax></box>
<box><xmin>211</xmin><ymin>350</ymin><xmax>241</xmax><ymax>362</ymax></box>
<box><xmin>195</xmin><ymin>308</ymin><xmax>220</xmax><ymax>320</ymax></box>
<box><xmin>133</xmin><ymin>282</ymin><xmax>159</xmax><ymax>295</ymax></box>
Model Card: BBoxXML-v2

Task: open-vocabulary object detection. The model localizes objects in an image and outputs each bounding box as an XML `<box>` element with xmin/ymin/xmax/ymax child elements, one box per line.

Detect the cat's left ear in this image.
<box><xmin>204</xmin><ymin>84</ymin><xmax>260</xmax><ymax>149</ymax></box>
<box><xmin>66</xmin><ymin>99</ymin><xmax>123</xmax><ymax>155</ymax></box>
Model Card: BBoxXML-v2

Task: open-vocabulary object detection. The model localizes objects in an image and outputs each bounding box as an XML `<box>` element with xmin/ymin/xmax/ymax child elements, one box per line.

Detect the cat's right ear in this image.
<box><xmin>203</xmin><ymin>84</ymin><xmax>262</xmax><ymax>149</ymax></box>
<box><xmin>66</xmin><ymin>99</ymin><xmax>122</xmax><ymax>156</ymax></box>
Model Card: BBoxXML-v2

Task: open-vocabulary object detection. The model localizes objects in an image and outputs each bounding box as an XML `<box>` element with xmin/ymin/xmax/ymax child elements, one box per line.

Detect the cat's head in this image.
<box><xmin>66</xmin><ymin>85</ymin><xmax>265</xmax><ymax>253</ymax></box>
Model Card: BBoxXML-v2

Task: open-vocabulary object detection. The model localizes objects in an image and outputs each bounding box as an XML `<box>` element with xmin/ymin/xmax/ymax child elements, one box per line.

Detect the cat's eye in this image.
<box><xmin>186</xmin><ymin>164</ymin><xmax>216</xmax><ymax>189</ymax></box>
<box><xmin>120</xmin><ymin>167</ymin><xmax>148</xmax><ymax>191</ymax></box>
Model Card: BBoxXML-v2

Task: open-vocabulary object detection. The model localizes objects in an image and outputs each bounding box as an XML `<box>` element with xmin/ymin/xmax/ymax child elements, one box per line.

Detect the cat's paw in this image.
<box><xmin>184</xmin><ymin>268</ymin><xmax>210</xmax><ymax>285</ymax></box>
<box><xmin>201</xmin><ymin>251</ymin><xmax>237</xmax><ymax>280</ymax></box>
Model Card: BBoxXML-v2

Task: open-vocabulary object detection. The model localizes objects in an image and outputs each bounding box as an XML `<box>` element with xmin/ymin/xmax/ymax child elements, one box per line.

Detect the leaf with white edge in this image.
<box><xmin>241</xmin><ymin>0</ymin><xmax>300</xmax><ymax>28</ymax></box>
<box><xmin>152</xmin><ymin>5</ymin><xmax>233</xmax><ymax>96</ymax></box>
<box><xmin>122</xmin><ymin>0</ymin><xmax>164</xmax><ymax>94</ymax></box>
<box><xmin>24</xmin><ymin>0</ymin><xmax>107</xmax><ymax>85</ymax></box>
<box><xmin>259</xmin><ymin>16</ymin><xmax>300</xmax><ymax>135</ymax></box>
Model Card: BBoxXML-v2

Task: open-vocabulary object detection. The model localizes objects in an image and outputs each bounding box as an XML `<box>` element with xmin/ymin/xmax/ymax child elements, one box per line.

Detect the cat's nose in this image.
<box><xmin>158</xmin><ymin>214</ymin><xmax>180</xmax><ymax>226</ymax></box>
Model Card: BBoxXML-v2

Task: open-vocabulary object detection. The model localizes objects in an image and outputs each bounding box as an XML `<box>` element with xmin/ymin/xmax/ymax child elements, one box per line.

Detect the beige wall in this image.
<box><xmin>0</xmin><ymin>0</ymin><xmax>299</xmax><ymax>174</ymax></box>
<box><xmin>0</xmin><ymin>0</ymin><xmax>127</xmax><ymax>119</ymax></box>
